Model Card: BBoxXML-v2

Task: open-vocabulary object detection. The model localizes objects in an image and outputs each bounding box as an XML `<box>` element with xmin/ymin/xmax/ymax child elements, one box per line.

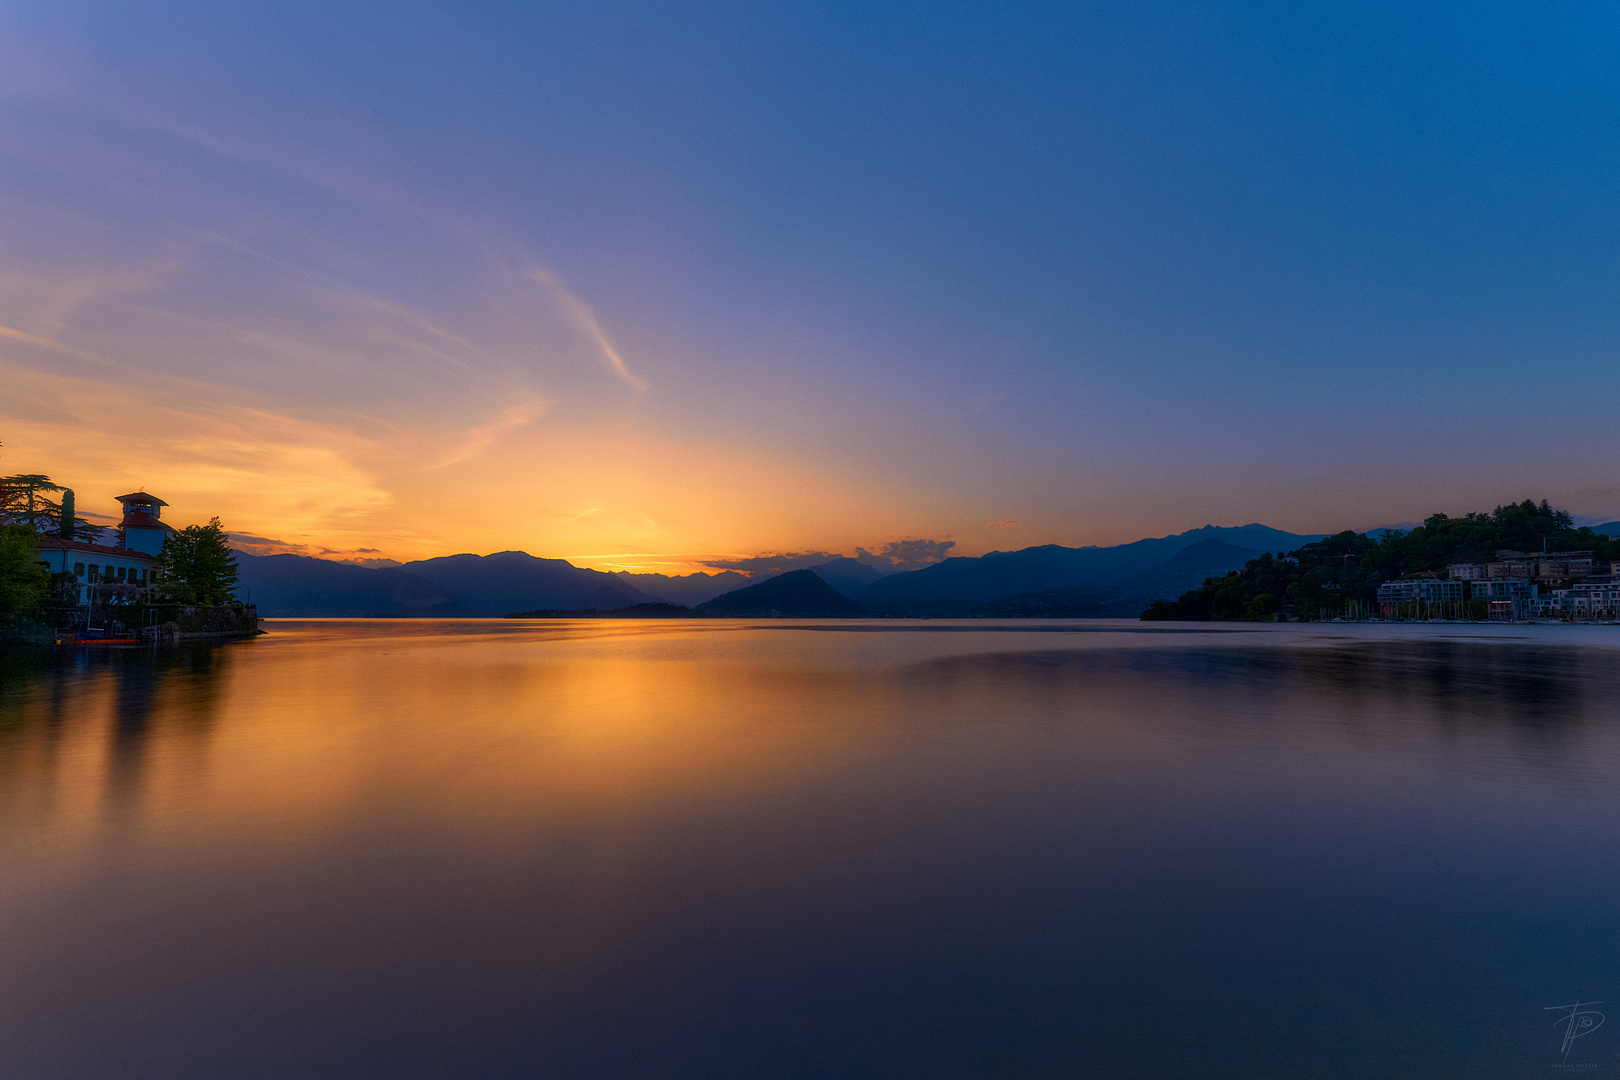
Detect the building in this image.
<box><xmin>35</xmin><ymin>540</ymin><xmax>154</xmax><ymax>606</ymax></box>
<box><xmin>115</xmin><ymin>492</ymin><xmax>174</xmax><ymax>555</ymax></box>
<box><xmin>32</xmin><ymin>492</ymin><xmax>173</xmax><ymax>606</ymax></box>
<box><xmin>1537</xmin><ymin>590</ymin><xmax>1574</xmax><ymax>617</ymax></box>
<box><xmin>1471</xmin><ymin>578</ymin><xmax>1539</xmax><ymax>619</ymax></box>
<box><xmin>1484</xmin><ymin>550</ymin><xmax>1597</xmax><ymax>586</ymax></box>
<box><xmin>1488</xmin><ymin>553</ymin><xmax>1536</xmax><ymax>580</ymax></box>
<box><xmin>1569</xmin><ymin>577</ymin><xmax>1620</xmax><ymax>618</ymax></box>
<box><xmin>1534</xmin><ymin>551</ymin><xmax>1595</xmax><ymax>583</ymax></box>
<box><xmin>1376</xmin><ymin>578</ymin><xmax>1465</xmax><ymax>616</ymax></box>
<box><xmin>1447</xmin><ymin>563</ymin><xmax>1487</xmax><ymax>580</ymax></box>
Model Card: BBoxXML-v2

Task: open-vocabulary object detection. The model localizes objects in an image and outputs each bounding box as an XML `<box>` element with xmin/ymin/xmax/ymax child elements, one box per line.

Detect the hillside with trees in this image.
<box><xmin>1142</xmin><ymin>501</ymin><xmax>1617</xmax><ymax>622</ymax></box>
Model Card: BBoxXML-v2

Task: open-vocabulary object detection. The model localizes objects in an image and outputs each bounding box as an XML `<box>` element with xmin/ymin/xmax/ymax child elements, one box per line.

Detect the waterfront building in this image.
<box><xmin>1470</xmin><ymin>578</ymin><xmax>1539</xmax><ymax>619</ymax></box>
<box><xmin>1376</xmin><ymin>578</ymin><xmax>1465</xmax><ymax>617</ymax></box>
<box><xmin>1537</xmin><ymin>590</ymin><xmax>1574</xmax><ymax>617</ymax></box>
<box><xmin>1447</xmin><ymin>563</ymin><xmax>1487</xmax><ymax>580</ymax></box>
<box><xmin>1569</xmin><ymin>578</ymin><xmax>1620</xmax><ymax>618</ymax></box>
<box><xmin>35</xmin><ymin>540</ymin><xmax>154</xmax><ymax>605</ymax></box>
<box><xmin>115</xmin><ymin>492</ymin><xmax>174</xmax><ymax>555</ymax></box>
<box><xmin>32</xmin><ymin>492</ymin><xmax>171</xmax><ymax>605</ymax></box>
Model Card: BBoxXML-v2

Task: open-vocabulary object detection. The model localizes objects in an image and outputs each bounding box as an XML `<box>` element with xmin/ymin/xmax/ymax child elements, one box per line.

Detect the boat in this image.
<box><xmin>63</xmin><ymin>629</ymin><xmax>142</xmax><ymax>646</ymax></box>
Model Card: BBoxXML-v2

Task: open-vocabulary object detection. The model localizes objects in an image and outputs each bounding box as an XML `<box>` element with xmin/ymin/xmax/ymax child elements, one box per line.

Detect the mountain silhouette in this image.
<box><xmin>971</xmin><ymin>539</ymin><xmax>1267</xmax><ymax>617</ymax></box>
<box><xmin>233</xmin><ymin>525</ymin><xmax>1317</xmax><ymax>617</ymax></box>
<box><xmin>806</xmin><ymin>556</ymin><xmax>887</xmax><ymax>599</ymax></box>
<box><xmin>697</xmin><ymin>569</ymin><xmax>864</xmax><ymax>617</ymax></box>
<box><xmin>403</xmin><ymin>551</ymin><xmax>654</xmax><ymax>614</ymax></box>
<box><xmin>1114</xmin><ymin>538</ymin><xmax>1270</xmax><ymax>593</ymax></box>
<box><xmin>609</xmin><ymin>569</ymin><xmax>749</xmax><ymax>606</ymax></box>
<box><xmin>236</xmin><ymin>553</ymin><xmax>467</xmax><ymax>617</ymax></box>
<box><xmin>856</xmin><ymin>525</ymin><xmax>1319</xmax><ymax>614</ymax></box>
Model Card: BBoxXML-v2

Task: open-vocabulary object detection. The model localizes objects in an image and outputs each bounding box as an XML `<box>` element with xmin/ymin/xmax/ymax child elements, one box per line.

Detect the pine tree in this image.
<box><xmin>153</xmin><ymin>517</ymin><xmax>239</xmax><ymax>605</ymax></box>
<box><xmin>0</xmin><ymin>475</ymin><xmax>62</xmax><ymax>530</ymax></box>
<box><xmin>52</xmin><ymin>488</ymin><xmax>105</xmax><ymax>543</ymax></box>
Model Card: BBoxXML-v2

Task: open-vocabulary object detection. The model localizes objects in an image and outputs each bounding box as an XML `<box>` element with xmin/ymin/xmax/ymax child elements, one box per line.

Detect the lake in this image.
<box><xmin>2</xmin><ymin>618</ymin><xmax>1619</xmax><ymax>1078</ymax></box>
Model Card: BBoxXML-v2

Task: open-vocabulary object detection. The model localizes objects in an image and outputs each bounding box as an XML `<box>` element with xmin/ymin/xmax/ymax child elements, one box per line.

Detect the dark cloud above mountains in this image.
<box><xmin>700</xmin><ymin>551</ymin><xmax>839</xmax><ymax>576</ymax></box>
<box><xmin>703</xmin><ymin>538</ymin><xmax>956</xmax><ymax>578</ymax></box>
<box><xmin>228</xmin><ymin>533</ymin><xmax>296</xmax><ymax>554</ymax></box>
<box><xmin>228</xmin><ymin>533</ymin><xmax>400</xmax><ymax>567</ymax></box>
<box><xmin>854</xmin><ymin>539</ymin><xmax>956</xmax><ymax>573</ymax></box>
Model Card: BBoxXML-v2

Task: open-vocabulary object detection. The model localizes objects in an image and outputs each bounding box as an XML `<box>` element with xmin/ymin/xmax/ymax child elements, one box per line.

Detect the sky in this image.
<box><xmin>3</xmin><ymin>1</ymin><xmax>1620</xmax><ymax>572</ymax></box>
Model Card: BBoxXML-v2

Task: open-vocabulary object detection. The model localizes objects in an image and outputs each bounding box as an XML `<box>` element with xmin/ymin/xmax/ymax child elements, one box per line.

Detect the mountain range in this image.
<box><xmin>235</xmin><ymin>523</ymin><xmax>1324</xmax><ymax>618</ymax></box>
<box><xmin>969</xmin><ymin>539</ymin><xmax>1269</xmax><ymax>617</ymax></box>
<box><xmin>696</xmin><ymin>569</ymin><xmax>864</xmax><ymax>617</ymax></box>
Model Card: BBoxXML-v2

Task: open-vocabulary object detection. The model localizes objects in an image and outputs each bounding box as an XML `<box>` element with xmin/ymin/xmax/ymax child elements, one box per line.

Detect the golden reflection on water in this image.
<box><xmin>6</xmin><ymin>620</ymin><xmax>1620</xmax><ymax>1078</ymax></box>
<box><xmin>0</xmin><ymin>624</ymin><xmax>911</xmax><ymax>863</ymax></box>
<box><xmin>5</xmin><ymin>618</ymin><xmax>1614</xmax><ymax>871</ymax></box>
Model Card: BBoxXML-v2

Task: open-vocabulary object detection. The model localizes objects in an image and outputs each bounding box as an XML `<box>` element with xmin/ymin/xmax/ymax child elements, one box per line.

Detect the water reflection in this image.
<box><xmin>0</xmin><ymin>623</ymin><xmax>1618</xmax><ymax>1079</ymax></box>
<box><xmin>0</xmin><ymin>643</ymin><xmax>234</xmax><ymax>831</ymax></box>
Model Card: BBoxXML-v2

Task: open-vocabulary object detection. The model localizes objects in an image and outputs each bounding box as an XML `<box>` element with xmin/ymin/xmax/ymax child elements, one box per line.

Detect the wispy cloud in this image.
<box><xmin>0</xmin><ymin>53</ymin><xmax>652</xmax><ymax>415</ymax></box>
<box><xmin>0</xmin><ymin>49</ymin><xmax>682</xmax><ymax>562</ymax></box>
<box><xmin>527</xmin><ymin>268</ymin><xmax>649</xmax><ymax>393</ymax></box>
<box><xmin>429</xmin><ymin>399</ymin><xmax>553</xmax><ymax>468</ymax></box>
<box><xmin>0</xmin><ymin>44</ymin><xmax>949</xmax><ymax>570</ymax></box>
<box><xmin>0</xmin><ymin>362</ymin><xmax>395</xmax><ymax>537</ymax></box>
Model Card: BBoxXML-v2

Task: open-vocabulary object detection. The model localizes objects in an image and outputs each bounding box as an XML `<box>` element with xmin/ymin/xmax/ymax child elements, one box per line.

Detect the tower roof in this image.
<box><xmin>122</xmin><ymin>511</ymin><xmax>174</xmax><ymax>532</ymax></box>
<box><xmin>114</xmin><ymin>492</ymin><xmax>168</xmax><ymax>506</ymax></box>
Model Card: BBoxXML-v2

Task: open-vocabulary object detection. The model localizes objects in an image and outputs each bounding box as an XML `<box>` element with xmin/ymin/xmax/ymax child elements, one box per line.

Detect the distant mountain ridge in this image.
<box><xmin>234</xmin><ymin>554</ymin><xmax>467</xmax><ymax>617</ymax></box>
<box><xmin>854</xmin><ymin>525</ymin><xmax>1320</xmax><ymax>614</ymax></box>
<box><xmin>238</xmin><ymin>550</ymin><xmax>651</xmax><ymax>617</ymax></box>
<box><xmin>403</xmin><ymin>551</ymin><xmax>652</xmax><ymax>614</ymax></box>
<box><xmin>608</xmin><ymin>569</ymin><xmax>748</xmax><ymax>606</ymax></box>
<box><xmin>969</xmin><ymin>540</ymin><xmax>1268</xmax><ymax>617</ymax></box>
<box><xmin>235</xmin><ymin>523</ymin><xmax>1323</xmax><ymax>617</ymax></box>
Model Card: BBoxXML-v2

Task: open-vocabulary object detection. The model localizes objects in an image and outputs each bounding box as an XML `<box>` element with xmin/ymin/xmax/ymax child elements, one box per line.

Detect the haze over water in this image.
<box><xmin>3</xmin><ymin>619</ymin><xmax>1620</xmax><ymax>1077</ymax></box>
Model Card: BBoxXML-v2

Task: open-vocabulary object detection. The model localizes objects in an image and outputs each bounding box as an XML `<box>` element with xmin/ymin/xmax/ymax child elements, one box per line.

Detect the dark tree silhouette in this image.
<box><xmin>153</xmin><ymin>517</ymin><xmax>240</xmax><ymax>606</ymax></box>
<box><xmin>0</xmin><ymin>474</ymin><xmax>62</xmax><ymax>530</ymax></box>
<box><xmin>0</xmin><ymin>525</ymin><xmax>48</xmax><ymax>618</ymax></box>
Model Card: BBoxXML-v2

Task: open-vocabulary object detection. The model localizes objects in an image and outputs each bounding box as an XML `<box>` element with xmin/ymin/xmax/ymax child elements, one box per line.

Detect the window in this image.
<box><xmin>116</xmin><ymin>566</ymin><xmax>126</xmax><ymax>582</ymax></box>
<box><xmin>88</xmin><ymin>564</ymin><xmax>99</xmax><ymax>582</ymax></box>
<box><xmin>74</xmin><ymin>562</ymin><xmax>84</xmax><ymax>577</ymax></box>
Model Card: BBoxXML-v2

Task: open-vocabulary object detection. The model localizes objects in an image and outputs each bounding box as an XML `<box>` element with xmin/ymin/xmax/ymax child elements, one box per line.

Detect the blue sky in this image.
<box><xmin>3</xmin><ymin>1</ymin><xmax>1618</xmax><ymax>567</ymax></box>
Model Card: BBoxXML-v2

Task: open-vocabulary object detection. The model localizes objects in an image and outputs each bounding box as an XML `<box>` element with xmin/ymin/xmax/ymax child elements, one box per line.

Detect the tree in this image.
<box><xmin>50</xmin><ymin>488</ymin><xmax>107</xmax><ymax>543</ymax></box>
<box><xmin>57</xmin><ymin>488</ymin><xmax>74</xmax><ymax>539</ymax></box>
<box><xmin>0</xmin><ymin>524</ymin><xmax>49</xmax><ymax>618</ymax></box>
<box><xmin>0</xmin><ymin>474</ymin><xmax>62</xmax><ymax>530</ymax></box>
<box><xmin>0</xmin><ymin>475</ymin><xmax>102</xmax><ymax>541</ymax></box>
<box><xmin>153</xmin><ymin>517</ymin><xmax>240</xmax><ymax>606</ymax></box>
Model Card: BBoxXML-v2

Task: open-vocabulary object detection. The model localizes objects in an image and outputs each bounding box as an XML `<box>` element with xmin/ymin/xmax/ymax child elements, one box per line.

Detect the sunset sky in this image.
<box><xmin>4</xmin><ymin>2</ymin><xmax>1620</xmax><ymax>571</ymax></box>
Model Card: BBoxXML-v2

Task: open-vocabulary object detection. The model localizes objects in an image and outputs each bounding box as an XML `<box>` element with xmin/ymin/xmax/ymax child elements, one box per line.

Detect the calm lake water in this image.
<box><xmin>3</xmin><ymin>619</ymin><xmax>1620</xmax><ymax>1078</ymax></box>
